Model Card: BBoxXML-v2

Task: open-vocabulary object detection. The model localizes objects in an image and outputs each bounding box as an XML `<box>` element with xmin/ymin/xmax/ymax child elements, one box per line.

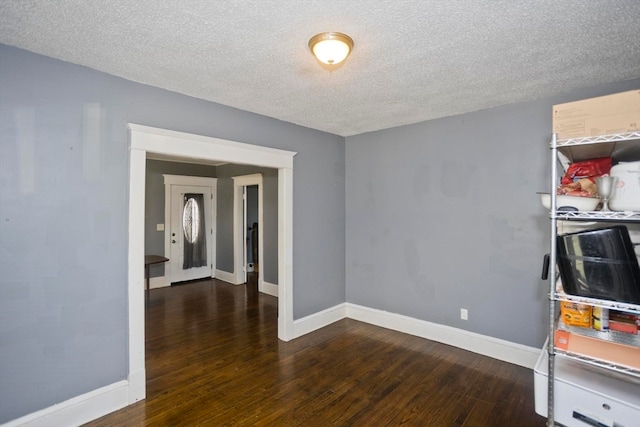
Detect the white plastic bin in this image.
<box><xmin>534</xmin><ymin>342</ymin><xmax>640</xmax><ymax>426</ymax></box>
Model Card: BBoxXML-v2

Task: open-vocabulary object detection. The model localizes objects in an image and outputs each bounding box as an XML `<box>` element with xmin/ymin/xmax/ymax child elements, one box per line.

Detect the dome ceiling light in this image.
<box><xmin>308</xmin><ymin>32</ymin><xmax>354</xmax><ymax>65</ymax></box>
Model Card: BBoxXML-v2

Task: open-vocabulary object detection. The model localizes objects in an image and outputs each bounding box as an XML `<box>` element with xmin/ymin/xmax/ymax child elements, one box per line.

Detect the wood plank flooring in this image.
<box><xmin>84</xmin><ymin>276</ymin><xmax>545</xmax><ymax>426</ymax></box>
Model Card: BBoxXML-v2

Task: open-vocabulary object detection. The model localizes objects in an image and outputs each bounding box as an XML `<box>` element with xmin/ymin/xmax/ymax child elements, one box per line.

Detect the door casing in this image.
<box><xmin>128</xmin><ymin>123</ymin><xmax>296</xmax><ymax>404</ymax></box>
<box><xmin>232</xmin><ymin>174</ymin><xmax>263</xmax><ymax>290</ymax></box>
<box><xmin>163</xmin><ymin>174</ymin><xmax>217</xmax><ymax>284</ymax></box>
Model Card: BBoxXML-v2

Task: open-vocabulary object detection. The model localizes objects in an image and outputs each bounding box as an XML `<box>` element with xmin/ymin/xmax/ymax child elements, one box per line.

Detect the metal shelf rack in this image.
<box><xmin>556</xmin><ymin>320</ymin><xmax>640</xmax><ymax>347</ymax></box>
<box><xmin>546</xmin><ymin>131</ymin><xmax>640</xmax><ymax>426</ymax></box>
<box><xmin>553</xmin><ymin>290</ymin><xmax>640</xmax><ymax>314</ymax></box>
<box><xmin>555</xmin><ymin>211</ymin><xmax>640</xmax><ymax>221</ymax></box>
<box><xmin>554</xmin><ymin>350</ymin><xmax>640</xmax><ymax>378</ymax></box>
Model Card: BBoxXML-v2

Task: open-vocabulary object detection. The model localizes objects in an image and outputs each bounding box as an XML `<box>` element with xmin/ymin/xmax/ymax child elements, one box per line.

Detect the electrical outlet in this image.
<box><xmin>460</xmin><ymin>308</ymin><xmax>468</xmax><ymax>320</ymax></box>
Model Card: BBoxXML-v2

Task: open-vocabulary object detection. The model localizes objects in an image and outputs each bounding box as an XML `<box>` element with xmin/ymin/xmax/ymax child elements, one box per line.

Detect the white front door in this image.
<box><xmin>164</xmin><ymin>175</ymin><xmax>217</xmax><ymax>284</ymax></box>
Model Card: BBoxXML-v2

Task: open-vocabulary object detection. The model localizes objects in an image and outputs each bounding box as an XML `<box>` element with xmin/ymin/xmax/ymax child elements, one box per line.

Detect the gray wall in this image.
<box><xmin>145</xmin><ymin>159</ymin><xmax>218</xmax><ymax>278</ymax></box>
<box><xmin>345</xmin><ymin>78</ymin><xmax>640</xmax><ymax>349</ymax></box>
<box><xmin>0</xmin><ymin>44</ymin><xmax>345</xmax><ymax>423</ymax></box>
<box><xmin>216</xmin><ymin>175</ymin><xmax>234</xmax><ymax>272</ymax></box>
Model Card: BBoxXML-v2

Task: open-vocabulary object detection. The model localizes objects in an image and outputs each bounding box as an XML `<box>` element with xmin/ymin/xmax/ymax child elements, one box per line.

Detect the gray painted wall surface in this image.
<box><xmin>262</xmin><ymin>174</ymin><xmax>279</xmax><ymax>284</ymax></box>
<box><xmin>144</xmin><ymin>159</ymin><xmax>218</xmax><ymax>278</ymax></box>
<box><xmin>216</xmin><ymin>176</ymin><xmax>234</xmax><ymax>272</ymax></box>
<box><xmin>346</xmin><ymin>78</ymin><xmax>640</xmax><ymax>349</ymax></box>
<box><xmin>0</xmin><ymin>44</ymin><xmax>345</xmax><ymax>423</ymax></box>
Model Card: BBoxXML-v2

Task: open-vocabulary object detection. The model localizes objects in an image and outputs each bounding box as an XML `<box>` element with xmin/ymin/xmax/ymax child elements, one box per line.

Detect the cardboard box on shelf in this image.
<box><xmin>554</xmin><ymin>329</ymin><xmax>640</xmax><ymax>370</ymax></box>
<box><xmin>609</xmin><ymin>310</ymin><xmax>640</xmax><ymax>335</ymax></box>
<box><xmin>560</xmin><ymin>301</ymin><xmax>592</xmax><ymax>328</ymax></box>
<box><xmin>592</xmin><ymin>306</ymin><xmax>609</xmax><ymax>331</ymax></box>
<box><xmin>609</xmin><ymin>320</ymin><xmax>638</xmax><ymax>335</ymax></box>
<box><xmin>552</xmin><ymin>90</ymin><xmax>640</xmax><ymax>140</ymax></box>
<box><xmin>610</xmin><ymin>310</ymin><xmax>640</xmax><ymax>325</ymax></box>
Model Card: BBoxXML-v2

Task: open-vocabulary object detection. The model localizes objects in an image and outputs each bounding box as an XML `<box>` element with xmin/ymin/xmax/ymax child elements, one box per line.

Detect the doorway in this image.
<box><xmin>128</xmin><ymin>124</ymin><xmax>296</xmax><ymax>403</ymax></box>
<box><xmin>232</xmin><ymin>174</ymin><xmax>264</xmax><ymax>291</ymax></box>
<box><xmin>245</xmin><ymin>184</ymin><xmax>258</xmax><ymax>279</ymax></box>
<box><xmin>163</xmin><ymin>175</ymin><xmax>217</xmax><ymax>284</ymax></box>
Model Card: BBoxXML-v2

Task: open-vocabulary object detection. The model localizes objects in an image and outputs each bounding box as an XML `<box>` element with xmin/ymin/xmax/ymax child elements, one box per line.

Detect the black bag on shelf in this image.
<box><xmin>557</xmin><ymin>225</ymin><xmax>640</xmax><ymax>304</ymax></box>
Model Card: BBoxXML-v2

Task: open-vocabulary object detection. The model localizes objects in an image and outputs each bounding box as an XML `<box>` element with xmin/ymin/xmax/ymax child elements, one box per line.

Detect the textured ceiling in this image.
<box><xmin>1</xmin><ymin>0</ymin><xmax>639</xmax><ymax>137</ymax></box>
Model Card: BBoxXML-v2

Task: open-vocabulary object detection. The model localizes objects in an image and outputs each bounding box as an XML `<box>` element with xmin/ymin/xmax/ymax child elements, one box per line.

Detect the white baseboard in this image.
<box><xmin>293</xmin><ymin>303</ymin><xmax>347</xmax><ymax>339</ymax></box>
<box><xmin>6</xmin><ymin>301</ymin><xmax>539</xmax><ymax>427</ymax></box>
<box><xmin>127</xmin><ymin>368</ymin><xmax>146</xmax><ymax>403</ymax></box>
<box><xmin>345</xmin><ymin>303</ymin><xmax>540</xmax><ymax>369</ymax></box>
<box><xmin>148</xmin><ymin>275</ymin><xmax>169</xmax><ymax>289</ymax></box>
<box><xmin>261</xmin><ymin>281</ymin><xmax>278</xmax><ymax>297</ymax></box>
<box><xmin>289</xmin><ymin>302</ymin><xmax>538</xmax><ymax>368</ymax></box>
<box><xmin>1</xmin><ymin>380</ymin><xmax>131</xmax><ymax>427</ymax></box>
<box><xmin>214</xmin><ymin>269</ymin><xmax>239</xmax><ymax>284</ymax></box>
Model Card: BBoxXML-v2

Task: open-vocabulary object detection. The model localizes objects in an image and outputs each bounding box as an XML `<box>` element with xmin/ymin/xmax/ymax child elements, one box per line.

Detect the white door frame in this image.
<box><xmin>127</xmin><ymin>124</ymin><xmax>296</xmax><ymax>403</ymax></box>
<box><xmin>163</xmin><ymin>174</ymin><xmax>217</xmax><ymax>284</ymax></box>
<box><xmin>232</xmin><ymin>174</ymin><xmax>263</xmax><ymax>289</ymax></box>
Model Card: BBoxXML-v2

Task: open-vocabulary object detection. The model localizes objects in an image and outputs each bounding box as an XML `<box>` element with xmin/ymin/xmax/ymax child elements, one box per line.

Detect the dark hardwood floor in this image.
<box><xmin>84</xmin><ymin>276</ymin><xmax>545</xmax><ymax>426</ymax></box>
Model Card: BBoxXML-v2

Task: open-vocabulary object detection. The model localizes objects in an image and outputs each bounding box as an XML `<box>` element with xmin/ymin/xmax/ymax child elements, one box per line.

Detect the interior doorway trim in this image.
<box><xmin>232</xmin><ymin>174</ymin><xmax>264</xmax><ymax>289</ymax></box>
<box><xmin>163</xmin><ymin>174</ymin><xmax>218</xmax><ymax>285</ymax></box>
<box><xmin>127</xmin><ymin>124</ymin><xmax>296</xmax><ymax>403</ymax></box>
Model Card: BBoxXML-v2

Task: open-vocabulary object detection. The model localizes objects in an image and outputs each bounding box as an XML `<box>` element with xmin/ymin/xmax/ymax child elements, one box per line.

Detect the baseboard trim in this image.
<box><xmin>261</xmin><ymin>281</ymin><xmax>278</xmax><ymax>297</ymax></box>
<box><xmin>345</xmin><ymin>303</ymin><xmax>539</xmax><ymax>368</ymax></box>
<box><xmin>214</xmin><ymin>269</ymin><xmax>239</xmax><ymax>285</ymax></box>
<box><xmin>148</xmin><ymin>275</ymin><xmax>169</xmax><ymax>289</ymax></box>
<box><xmin>289</xmin><ymin>302</ymin><xmax>539</xmax><ymax>368</ymax></box>
<box><xmin>1</xmin><ymin>380</ymin><xmax>131</xmax><ymax>427</ymax></box>
<box><xmin>293</xmin><ymin>303</ymin><xmax>347</xmax><ymax>339</ymax></box>
<box><xmin>127</xmin><ymin>368</ymin><xmax>146</xmax><ymax>403</ymax></box>
<box><xmin>6</xmin><ymin>302</ymin><xmax>539</xmax><ymax>426</ymax></box>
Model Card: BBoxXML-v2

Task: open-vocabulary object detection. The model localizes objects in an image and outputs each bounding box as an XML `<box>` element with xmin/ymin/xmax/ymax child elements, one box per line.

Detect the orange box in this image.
<box><xmin>554</xmin><ymin>329</ymin><xmax>571</xmax><ymax>350</ymax></box>
<box><xmin>554</xmin><ymin>329</ymin><xmax>640</xmax><ymax>370</ymax></box>
<box><xmin>609</xmin><ymin>320</ymin><xmax>638</xmax><ymax>335</ymax></box>
<box><xmin>552</xmin><ymin>90</ymin><xmax>640</xmax><ymax>140</ymax></box>
<box><xmin>560</xmin><ymin>301</ymin><xmax>591</xmax><ymax>328</ymax></box>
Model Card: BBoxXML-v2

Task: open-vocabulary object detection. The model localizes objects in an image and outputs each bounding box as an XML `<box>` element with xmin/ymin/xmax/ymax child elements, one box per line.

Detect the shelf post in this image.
<box><xmin>547</xmin><ymin>132</ymin><xmax>559</xmax><ymax>426</ymax></box>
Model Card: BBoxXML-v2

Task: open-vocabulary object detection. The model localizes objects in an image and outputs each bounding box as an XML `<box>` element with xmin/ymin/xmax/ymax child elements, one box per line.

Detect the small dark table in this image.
<box><xmin>144</xmin><ymin>255</ymin><xmax>169</xmax><ymax>290</ymax></box>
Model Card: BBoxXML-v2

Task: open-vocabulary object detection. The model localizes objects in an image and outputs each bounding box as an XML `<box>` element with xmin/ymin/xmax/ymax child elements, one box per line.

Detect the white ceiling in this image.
<box><xmin>1</xmin><ymin>0</ymin><xmax>639</xmax><ymax>137</ymax></box>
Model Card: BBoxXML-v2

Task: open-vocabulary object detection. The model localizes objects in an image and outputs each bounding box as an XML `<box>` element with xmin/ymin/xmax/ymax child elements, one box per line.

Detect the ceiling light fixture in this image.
<box><xmin>308</xmin><ymin>32</ymin><xmax>354</xmax><ymax>65</ymax></box>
